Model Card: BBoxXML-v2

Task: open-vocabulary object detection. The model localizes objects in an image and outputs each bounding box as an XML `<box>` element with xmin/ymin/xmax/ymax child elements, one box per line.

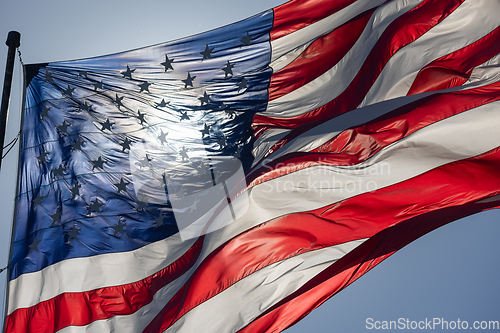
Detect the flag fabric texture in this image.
<box><xmin>5</xmin><ymin>0</ymin><xmax>500</xmax><ymax>332</ymax></box>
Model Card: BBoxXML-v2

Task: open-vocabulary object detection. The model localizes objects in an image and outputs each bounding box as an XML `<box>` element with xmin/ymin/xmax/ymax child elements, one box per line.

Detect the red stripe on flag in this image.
<box><xmin>408</xmin><ymin>26</ymin><xmax>500</xmax><ymax>95</ymax></box>
<box><xmin>269</xmin><ymin>8</ymin><xmax>375</xmax><ymax>101</ymax></box>
<box><xmin>237</xmin><ymin>198</ymin><xmax>500</xmax><ymax>333</ymax></box>
<box><xmin>4</xmin><ymin>238</ymin><xmax>204</xmax><ymax>333</ymax></box>
<box><xmin>271</xmin><ymin>0</ymin><xmax>357</xmax><ymax>41</ymax></box>
<box><xmin>250</xmin><ymin>81</ymin><xmax>500</xmax><ymax>185</ymax></box>
<box><xmin>253</xmin><ymin>0</ymin><xmax>464</xmax><ymax>131</ymax></box>
<box><xmin>143</xmin><ymin>146</ymin><xmax>500</xmax><ymax>333</ymax></box>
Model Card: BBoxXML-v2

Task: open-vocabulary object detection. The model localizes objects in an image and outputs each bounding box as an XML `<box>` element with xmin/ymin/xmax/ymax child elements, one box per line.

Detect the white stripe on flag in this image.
<box><xmin>465</xmin><ymin>53</ymin><xmax>500</xmax><ymax>86</ymax></box>
<box><xmin>252</xmin><ymin>128</ymin><xmax>291</xmax><ymax>164</ymax></box>
<box><xmin>7</xmin><ymin>235</ymin><xmax>196</xmax><ymax>315</ymax></box>
<box><xmin>477</xmin><ymin>194</ymin><xmax>500</xmax><ymax>203</ymax></box>
<box><xmin>359</xmin><ymin>0</ymin><xmax>500</xmax><ymax>108</ymax></box>
<box><xmin>263</xmin><ymin>0</ymin><xmax>423</xmax><ymax>118</ymax></box>
<box><xmin>270</xmin><ymin>0</ymin><xmax>387</xmax><ymax>63</ymax></box>
<box><xmin>250</xmin><ymin>92</ymin><xmax>429</xmax><ymax>171</ymax></box>
<box><xmin>165</xmin><ymin>239</ymin><xmax>367</xmax><ymax>333</ymax></box>
<box><xmin>269</xmin><ymin>41</ymin><xmax>312</xmax><ymax>73</ymax></box>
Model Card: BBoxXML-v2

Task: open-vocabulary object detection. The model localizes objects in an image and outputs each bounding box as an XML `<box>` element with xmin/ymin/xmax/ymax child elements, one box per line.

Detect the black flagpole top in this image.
<box><xmin>0</xmin><ymin>31</ymin><xmax>21</xmax><ymax>171</ymax></box>
<box><xmin>6</xmin><ymin>31</ymin><xmax>20</xmax><ymax>48</ymax></box>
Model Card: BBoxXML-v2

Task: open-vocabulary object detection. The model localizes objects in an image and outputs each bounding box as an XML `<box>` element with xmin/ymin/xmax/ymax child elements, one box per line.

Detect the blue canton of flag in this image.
<box><xmin>12</xmin><ymin>10</ymin><xmax>273</xmax><ymax>280</ymax></box>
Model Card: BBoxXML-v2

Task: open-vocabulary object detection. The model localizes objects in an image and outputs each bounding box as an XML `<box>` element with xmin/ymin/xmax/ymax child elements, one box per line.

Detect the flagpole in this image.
<box><xmin>0</xmin><ymin>31</ymin><xmax>21</xmax><ymax>171</ymax></box>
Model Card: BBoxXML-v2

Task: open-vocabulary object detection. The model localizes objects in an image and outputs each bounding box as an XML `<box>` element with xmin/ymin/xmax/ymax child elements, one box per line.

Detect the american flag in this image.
<box><xmin>5</xmin><ymin>0</ymin><xmax>500</xmax><ymax>332</ymax></box>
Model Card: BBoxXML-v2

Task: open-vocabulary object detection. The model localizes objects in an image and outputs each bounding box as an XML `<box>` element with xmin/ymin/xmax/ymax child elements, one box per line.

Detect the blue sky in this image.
<box><xmin>0</xmin><ymin>0</ymin><xmax>498</xmax><ymax>332</ymax></box>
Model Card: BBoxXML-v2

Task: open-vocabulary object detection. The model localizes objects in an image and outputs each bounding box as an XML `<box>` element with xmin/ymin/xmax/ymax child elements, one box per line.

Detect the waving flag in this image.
<box><xmin>5</xmin><ymin>0</ymin><xmax>500</xmax><ymax>332</ymax></box>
